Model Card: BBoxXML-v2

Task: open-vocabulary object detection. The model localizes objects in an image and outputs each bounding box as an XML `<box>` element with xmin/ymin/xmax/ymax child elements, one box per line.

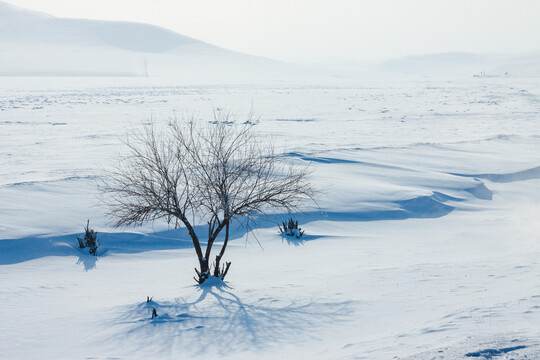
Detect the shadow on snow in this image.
<box><xmin>107</xmin><ymin>282</ymin><xmax>355</xmax><ymax>356</ymax></box>
<box><xmin>452</xmin><ymin>165</ymin><xmax>540</xmax><ymax>184</ymax></box>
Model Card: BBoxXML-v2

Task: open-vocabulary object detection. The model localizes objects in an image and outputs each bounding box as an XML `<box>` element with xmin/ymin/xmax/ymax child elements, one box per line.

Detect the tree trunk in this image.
<box><xmin>194</xmin><ymin>218</ymin><xmax>230</xmax><ymax>284</ymax></box>
<box><xmin>178</xmin><ymin>213</ymin><xmax>209</xmax><ymax>284</ymax></box>
<box><xmin>194</xmin><ymin>258</ymin><xmax>210</xmax><ymax>284</ymax></box>
<box><xmin>214</xmin><ymin>221</ymin><xmax>230</xmax><ymax>278</ymax></box>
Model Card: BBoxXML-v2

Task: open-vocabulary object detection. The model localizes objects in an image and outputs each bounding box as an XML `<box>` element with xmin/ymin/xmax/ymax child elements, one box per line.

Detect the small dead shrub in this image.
<box><xmin>77</xmin><ymin>220</ymin><xmax>99</xmax><ymax>256</ymax></box>
<box><xmin>279</xmin><ymin>218</ymin><xmax>305</xmax><ymax>238</ymax></box>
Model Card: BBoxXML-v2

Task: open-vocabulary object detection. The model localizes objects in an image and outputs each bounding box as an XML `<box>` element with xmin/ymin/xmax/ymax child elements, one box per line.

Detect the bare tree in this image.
<box><xmin>99</xmin><ymin>112</ymin><xmax>314</xmax><ymax>284</ymax></box>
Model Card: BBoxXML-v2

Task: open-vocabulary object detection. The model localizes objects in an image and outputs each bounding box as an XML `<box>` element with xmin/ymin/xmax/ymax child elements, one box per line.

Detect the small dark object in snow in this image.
<box><xmin>465</xmin><ymin>345</ymin><xmax>526</xmax><ymax>359</ymax></box>
<box><xmin>151</xmin><ymin>307</ymin><xmax>158</xmax><ymax>319</ymax></box>
<box><xmin>279</xmin><ymin>218</ymin><xmax>305</xmax><ymax>238</ymax></box>
<box><xmin>146</xmin><ymin>296</ymin><xmax>153</xmax><ymax>303</ymax></box>
<box><xmin>77</xmin><ymin>220</ymin><xmax>99</xmax><ymax>256</ymax></box>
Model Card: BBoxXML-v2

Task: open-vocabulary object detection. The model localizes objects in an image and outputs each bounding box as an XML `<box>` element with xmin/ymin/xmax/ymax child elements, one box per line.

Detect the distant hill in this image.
<box><xmin>0</xmin><ymin>1</ymin><xmax>201</xmax><ymax>52</ymax></box>
<box><xmin>0</xmin><ymin>1</ymin><xmax>311</xmax><ymax>82</ymax></box>
<box><xmin>3</xmin><ymin>1</ymin><xmax>538</xmax><ymax>81</ymax></box>
<box><xmin>379</xmin><ymin>52</ymin><xmax>540</xmax><ymax>78</ymax></box>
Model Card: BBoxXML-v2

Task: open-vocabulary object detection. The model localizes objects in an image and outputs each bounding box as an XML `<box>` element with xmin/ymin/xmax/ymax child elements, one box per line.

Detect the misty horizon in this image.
<box><xmin>2</xmin><ymin>0</ymin><xmax>540</xmax><ymax>63</ymax></box>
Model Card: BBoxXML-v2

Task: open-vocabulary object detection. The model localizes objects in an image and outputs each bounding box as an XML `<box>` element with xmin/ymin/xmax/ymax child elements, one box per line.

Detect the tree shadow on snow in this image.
<box><xmin>108</xmin><ymin>284</ymin><xmax>355</xmax><ymax>356</ymax></box>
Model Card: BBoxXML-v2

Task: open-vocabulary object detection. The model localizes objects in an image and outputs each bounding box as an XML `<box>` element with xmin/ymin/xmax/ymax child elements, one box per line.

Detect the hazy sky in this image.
<box><xmin>5</xmin><ymin>0</ymin><xmax>540</xmax><ymax>62</ymax></box>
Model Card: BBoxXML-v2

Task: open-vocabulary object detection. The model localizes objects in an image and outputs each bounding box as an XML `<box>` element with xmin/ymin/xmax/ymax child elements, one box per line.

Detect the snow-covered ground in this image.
<box><xmin>1</xmin><ymin>75</ymin><xmax>540</xmax><ymax>359</ymax></box>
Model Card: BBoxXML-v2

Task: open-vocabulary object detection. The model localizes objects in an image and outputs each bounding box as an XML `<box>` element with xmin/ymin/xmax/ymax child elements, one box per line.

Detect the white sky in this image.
<box><xmin>4</xmin><ymin>0</ymin><xmax>540</xmax><ymax>62</ymax></box>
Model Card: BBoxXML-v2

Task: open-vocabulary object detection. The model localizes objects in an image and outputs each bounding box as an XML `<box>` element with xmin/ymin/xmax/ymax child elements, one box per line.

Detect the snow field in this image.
<box><xmin>1</xmin><ymin>76</ymin><xmax>540</xmax><ymax>359</ymax></box>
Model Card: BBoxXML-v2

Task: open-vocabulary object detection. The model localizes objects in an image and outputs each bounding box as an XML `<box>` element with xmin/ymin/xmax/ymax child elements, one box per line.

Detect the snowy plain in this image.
<box><xmin>1</xmin><ymin>73</ymin><xmax>540</xmax><ymax>360</ymax></box>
